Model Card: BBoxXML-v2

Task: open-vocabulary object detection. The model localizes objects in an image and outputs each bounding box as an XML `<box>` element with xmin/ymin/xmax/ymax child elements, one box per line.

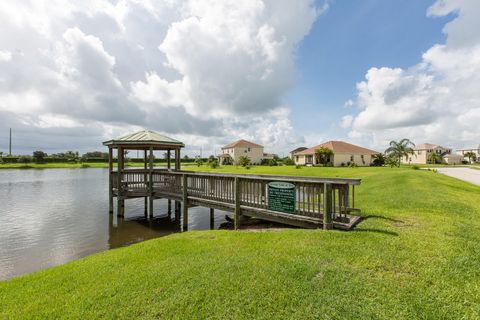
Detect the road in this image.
<box><xmin>434</xmin><ymin>167</ymin><xmax>480</xmax><ymax>186</ymax></box>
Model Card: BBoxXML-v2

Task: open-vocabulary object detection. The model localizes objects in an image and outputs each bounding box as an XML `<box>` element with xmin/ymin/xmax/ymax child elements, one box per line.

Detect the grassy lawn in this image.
<box><xmin>1</xmin><ymin>166</ymin><xmax>480</xmax><ymax>319</ymax></box>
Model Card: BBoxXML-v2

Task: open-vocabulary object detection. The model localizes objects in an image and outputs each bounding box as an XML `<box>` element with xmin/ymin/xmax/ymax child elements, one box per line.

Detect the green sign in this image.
<box><xmin>268</xmin><ymin>181</ymin><xmax>296</xmax><ymax>214</ymax></box>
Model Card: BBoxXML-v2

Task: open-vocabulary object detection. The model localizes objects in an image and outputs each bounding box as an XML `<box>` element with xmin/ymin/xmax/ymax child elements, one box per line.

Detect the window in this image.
<box><xmin>361</xmin><ymin>155</ymin><xmax>364</xmax><ymax>159</ymax></box>
<box><xmin>418</xmin><ymin>150</ymin><xmax>422</xmax><ymax>155</ymax></box>
<box><xmin>247</xmin><ymin>147</ymin><xmax>251</xmax><ymax>152</ymax></box>
<box><xmin>295</xmin><ymin>156</ymin><xmax>299</xmax><ymax>161</ymax></box>
<box><xmin>350</xmin><ymin>155</ymin><xmax>354</xmax><ymax>161</ymax></box>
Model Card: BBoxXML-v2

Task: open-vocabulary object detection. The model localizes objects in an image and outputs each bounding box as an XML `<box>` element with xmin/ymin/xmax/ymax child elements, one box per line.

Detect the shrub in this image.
<box><xmin>347</xmin><ymin>162</ymin><xmax>357</xmax><ymax>168</ymax></box>
<box><xmin>81</xmin><ymin>164</ymin><xmax>91</xmax><ymax>168</ymax></box>
<box><xmin>18</xmin><ymin>155</ymin><xmax>32</xmax><ymax>164</ymax></box>
<box><xmin>195</xmin><ymin>157</ymin><xmax>204</xmax><ymax>167</ymax></box>
<box><xmin>295</xmin><ymin>164</ymin><xmax>302</xmax><ymax>169</ymax></box>
<box><xmin>371</xmin><ymin>154</ymin><xmax>386</xmax><ymax>166</ymax></box>
<box><xmin>207</xmin><ymin>158</ymin><xmax>219</xmax><ymax>169</ymax></box>
<box><xmin>282</xmin><ymin>157</ymin><xmax>295</xmax><ymax>166</ymax></box>
<box><xmin>412</xmin><ymin>165</ymin><xmax>420</xmax><ymax>170</ymax></box>
<box><xmin>237</xmin><ymin>156</ymin><xmax>251</xmax><ymax>167</ymax></box>
<box><xmin>266</xmin><ymin>159</ymin><xmax>278</xmax><ymax>166</ymax></box>
<box><xmin>221</xmin><ymin>156</ymin><xmax>233</xmax><ymax>165</ymax></box>
<box><xmin>32</xmin><ymin>151</ymin><xmax>47</xmax><ymax>164</ymax></box>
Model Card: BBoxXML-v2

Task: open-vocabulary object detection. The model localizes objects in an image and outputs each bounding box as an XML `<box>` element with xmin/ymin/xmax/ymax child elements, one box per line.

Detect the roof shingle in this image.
<box><xmin>296</xmin><ymin>141</ymin><xmax>378</xmax><ymax>155</ymax></box>
<box><xmin>221</xmin><ymin>139</ymin><xmax>263</xmax><ymax>149</ymax></box>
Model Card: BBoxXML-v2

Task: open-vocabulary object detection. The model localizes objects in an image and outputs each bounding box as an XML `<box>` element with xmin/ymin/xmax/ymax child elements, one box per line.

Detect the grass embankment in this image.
<box><xmin>0</xmin><ymin>162</ymin><xmax>194</xmax><ymax>169</ymax></box>
<box><xmin>1</xmin><ymin>167</ymin><xmax>480</xmax><ymax>319</ymax></box>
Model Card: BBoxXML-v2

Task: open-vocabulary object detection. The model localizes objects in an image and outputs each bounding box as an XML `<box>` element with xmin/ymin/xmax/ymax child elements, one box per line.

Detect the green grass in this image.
<box><xmin>1</xmin><ymin>166</ymin><xmax>480</xmax><ymax>319</ymax></box>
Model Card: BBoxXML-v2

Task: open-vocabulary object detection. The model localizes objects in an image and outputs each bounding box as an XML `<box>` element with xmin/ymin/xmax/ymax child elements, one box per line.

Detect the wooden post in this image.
<box><xmin>182</xmin><ymin>174</ymin><xmax>188</xmax><ymax>231</ymax></box>
<box><xmin>117</xmin><ymin>147</ymin><xmax>124</xmax><ymax>217</ymax></box>
<box><xmin>168</xmin><ymin>199</ymin><xmax>172</xmax><ymax>216</ymax></box>
<box><xmin>144</xmin><ymin>149</ymin><xmax>148</xmax><ymax>216</ymax></box>
<box><xmin>108</xmin><ymin>147</ymin><xmax>113</xmax><ymax>214</ymax></box>
<box><xmin>167</xmin><ymin>150</ymin><xmax>171</xmax><ymax>170</ymax></box>
<box><xmin>148</xmin><ymin>147</ymin><xmax>154</xmax><ymax>218</ymax></box>
<box><xmin>323</xmin><ymin>183</ymin><xmax>333</xmax><ymax>230</ymax></box>
<box><xmin>234</xmin><ymin>177</ymin><xmax>241</xmax><ymax>230</ymax></box>
<box><xmin>174</xmin><ymin>148</ymin><xmax>180</xmax><ymax>170</ymax></box>
<box><xmin>210</xmin><ymin>208</ymin><xmax>215</xmax><ymax>229</ymax></box>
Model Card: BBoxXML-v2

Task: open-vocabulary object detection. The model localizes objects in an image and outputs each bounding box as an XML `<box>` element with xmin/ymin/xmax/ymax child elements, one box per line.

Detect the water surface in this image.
<box><xmin>0</xmin><ymin>168</ymin><xmax>228</xmax><ymax>281</ymax></box>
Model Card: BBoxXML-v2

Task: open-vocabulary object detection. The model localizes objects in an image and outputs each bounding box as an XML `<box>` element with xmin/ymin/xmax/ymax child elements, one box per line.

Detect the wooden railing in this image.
<box><xmin>111</xmin><ymin>169</ymin><xmax>361</xmax><ymax>229</ymax></box>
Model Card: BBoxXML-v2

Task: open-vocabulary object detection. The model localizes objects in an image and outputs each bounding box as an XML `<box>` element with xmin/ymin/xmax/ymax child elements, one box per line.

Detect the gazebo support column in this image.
<box><xmin>182</xmin><ymin>174</ymin><xmax>188</xmax><ymax>231</ymax></box>
<box><xmin>144</xmin><ymin>149</ymin><xmax>148</xmax><ymax>217</ymax></box>
<box><xmin>210</xmin><ymin>208</ymin><xmax>215</xmax><ymax>229</ymax></box>
<box><xmin>175</xmin><ymin>148</ymin><xmax>180</xmax><ymax>170</ymax></box>
<box><xmin>117</xmin><ymin>147</ymin><xmax>125</xmax><ymax>217</ymax></box>
<box><xmin>108</xmin><ymin>147</ymin><xmax>113</xmax><ymax>214</ymax></box>
<box><xmin>167</xmin><ymin>150</ymin><xmax>171</xmax><ymax>170</ymax></box>
<box><xmin>148</xmin><ymin>147</ymin><xmax>154</xmax><ymax>218</ymax></box>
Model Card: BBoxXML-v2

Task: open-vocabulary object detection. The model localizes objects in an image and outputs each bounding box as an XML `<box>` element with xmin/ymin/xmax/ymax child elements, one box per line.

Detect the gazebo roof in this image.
<box><xmin>103</xmin><ymin>130</ymin><xmax>184</xmax><ymax>148</ymax></box>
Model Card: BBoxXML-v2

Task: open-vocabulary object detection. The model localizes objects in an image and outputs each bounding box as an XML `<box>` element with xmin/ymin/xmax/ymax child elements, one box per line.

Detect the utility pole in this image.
<box><xmin>9</xmin><ymin>128</ymin><xmax>12</xmax><ymax>156</ymax></box>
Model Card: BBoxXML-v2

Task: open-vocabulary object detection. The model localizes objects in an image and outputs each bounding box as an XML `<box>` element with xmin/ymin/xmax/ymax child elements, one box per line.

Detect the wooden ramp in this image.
<box><xmin>111</xmin><ymin>170</ymin><xmax>362</xmax><ymax>231</ymax></box>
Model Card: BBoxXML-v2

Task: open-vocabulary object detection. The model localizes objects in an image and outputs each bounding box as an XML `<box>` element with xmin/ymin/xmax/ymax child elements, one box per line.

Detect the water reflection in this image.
<box><xmin>0</xmin><ymin>168</ymin><xmax>228</xmax><ymax>281</ymax></box>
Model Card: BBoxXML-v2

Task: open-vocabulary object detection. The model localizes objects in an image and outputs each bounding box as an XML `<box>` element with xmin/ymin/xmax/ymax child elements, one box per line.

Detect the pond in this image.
<box><xmin>0</xmin><ymin>168</ymin><xmax>228</xmax><ymax>281</ymax></box>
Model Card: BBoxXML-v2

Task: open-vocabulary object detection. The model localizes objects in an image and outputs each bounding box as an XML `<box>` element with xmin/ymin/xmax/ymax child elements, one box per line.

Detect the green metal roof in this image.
<box><xmin>103</xmin><ymin>130</ymin><xmax>184</xmax><ymax>147</ymax></box>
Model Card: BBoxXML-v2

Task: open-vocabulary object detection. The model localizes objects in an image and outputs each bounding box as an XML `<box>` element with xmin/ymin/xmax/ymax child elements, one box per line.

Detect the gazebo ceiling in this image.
<box><xmin>103</xmin><ymin>129</ymin><xmax>185</xmax><ymax>148</ymax></box>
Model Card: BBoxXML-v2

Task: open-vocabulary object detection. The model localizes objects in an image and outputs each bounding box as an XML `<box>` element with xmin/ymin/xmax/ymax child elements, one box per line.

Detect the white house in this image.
<box><xmin>457</xmin><ymin>145</ymin><xmax>480</xmax><ymax>163</ymax></box>
<box><xmin>293</xmin><ymin>141</ymin><xmax>379</xmax><ymax>167</ymax></box>
<box><xmin>219</xmin><ymin>139</ymin><xmax>273</xmax><ymax>165</ymax></box>
<box><xmin>402</xmin><ymin>143</ymin><xmax>463</xmax><ymax>165</ymax></box>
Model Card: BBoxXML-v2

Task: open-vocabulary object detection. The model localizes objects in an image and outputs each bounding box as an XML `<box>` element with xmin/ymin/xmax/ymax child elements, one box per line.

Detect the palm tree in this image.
<box><xmin>427</xmin><ymin>152</ymin><xmax>442</xmax><ymax>164</ymax></box>
<box><xmin>385</xmin><ymin>139</ymin><xmax>415</xmax><ymax>167</ymax></box>
<box><xmin>464</xmin><ymin>151</ymin><xmax>477</xmax><ymax>164</ymax></box>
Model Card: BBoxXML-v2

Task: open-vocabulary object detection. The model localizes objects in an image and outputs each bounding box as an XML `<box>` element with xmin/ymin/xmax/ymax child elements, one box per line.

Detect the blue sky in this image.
<box><xmin>289</xmin><ymin>0</ymin><xmax>453</xmax><ymax>140</ymax></box>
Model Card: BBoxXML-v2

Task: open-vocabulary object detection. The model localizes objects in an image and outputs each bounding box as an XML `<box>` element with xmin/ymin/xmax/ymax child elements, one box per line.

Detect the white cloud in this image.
<box><xmin>346</xmin><ymin>0</ymin><xmax>480</xmax><ymax>150</ymax></box>
<box><xmin>0</xmin><ymin>50</ymin><xmax>12</xmax><ymax>62</ymax></box>
<box><xmin>340</xmin><ymin>115</ymin><xmax>353</xmax><ymax>128</ymax></box>
<box><xmin>0</xmin><ymin>0</ymin><xmax>321</xmax><ymax>154</ymax></box>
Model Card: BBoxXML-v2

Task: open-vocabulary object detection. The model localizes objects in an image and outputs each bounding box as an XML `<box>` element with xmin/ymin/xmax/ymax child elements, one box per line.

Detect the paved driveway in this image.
<box><xmin>434</xmin><ymin>167</ymin><xmax>480</xmax><ymax>186</ymax></box>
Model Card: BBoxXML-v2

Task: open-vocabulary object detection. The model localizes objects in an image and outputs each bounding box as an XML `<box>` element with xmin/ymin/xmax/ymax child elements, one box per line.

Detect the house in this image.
<box><xmin>457</xmin><ymin>145</ymin><xmax>480</xmax><ymax>163</ymax></box>
<box><xmin>289</xmin><ymin>147</ymin><xmax>307</xmax><ymax>159</ymax></box>
<box><xmin>219</xmin><ymin>139</ymin><xmax>273</xmax><ymax>165</ymax></box>
<box><xmin>293</xmin><ymin>141</ymin><xmax>379</xmax><ymax>167</ymax></box>
<box><xmin>402</xmin><ymin>143</ymin><xmax>462</xmax><ymax>165</ymax></box>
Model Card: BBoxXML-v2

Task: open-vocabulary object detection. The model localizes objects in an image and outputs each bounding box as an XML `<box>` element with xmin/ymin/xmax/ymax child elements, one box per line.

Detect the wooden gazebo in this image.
<box><xmin>103</xmin><ymin>130</ymin><xmax>363</xmax><ymax>231</ymax></box>
<box><xmin>103</xmin><ymin>129</ymin><xmax>184</xmax><ymax>217</ymax></box>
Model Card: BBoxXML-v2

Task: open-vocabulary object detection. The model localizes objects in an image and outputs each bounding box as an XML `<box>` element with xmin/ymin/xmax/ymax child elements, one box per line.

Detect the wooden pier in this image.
<box><xmin>104</xmin><ymin>130</ymin><xmax>362</xmax><ymax>231</ymax></box>
<box><xmin>111</xmin><ymin>169</ymin><xmax>361</xmax><ymax>230</ymax></box>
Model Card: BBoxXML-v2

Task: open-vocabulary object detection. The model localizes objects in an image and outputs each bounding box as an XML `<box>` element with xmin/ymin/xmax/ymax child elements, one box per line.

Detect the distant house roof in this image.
<box><xmin>457</xmin><ymin>144</ymin><xmax>480</xmax><ymax>151</ymax></box>
<box><xmin>221</xmin><ymin>139</ymin><xmax>263</xmax><ymax>149</ymax></box>
<box><xmin>290</xmin><ymin>147</ymin><xmax>308</xmax><ymax>154</ymax></box>
<box><xmin>103</xmin><ymin>130</ymin><xmax>184</xmax><ymax>148</ymax></box>
<box><xmin>443</xmin><ymin>154</ymin><xmax>463</xmax><ymax>159</ymax></box>
<box><xmin>414</xmin><ymin>143</ymin><xmax>448</xmax><ymax>150</ymax></box>
<box><xmin>296</xmin><ymin>141</ymin><xmax>379</xmax><ymax>155</ymax></box>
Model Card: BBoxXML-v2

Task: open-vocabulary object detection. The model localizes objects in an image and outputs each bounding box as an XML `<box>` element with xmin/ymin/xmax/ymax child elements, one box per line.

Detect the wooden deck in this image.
<box><xmin>110</xmin><ymin>169</ymin><xmax>362</xmax><ymax>230</ymax></box>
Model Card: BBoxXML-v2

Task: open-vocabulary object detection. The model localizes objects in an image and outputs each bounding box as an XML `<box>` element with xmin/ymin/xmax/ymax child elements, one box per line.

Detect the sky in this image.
<box><xmin>0</xmin><ymin>0</ymin><xmax>479</xmax><ymax>157</ymax></box>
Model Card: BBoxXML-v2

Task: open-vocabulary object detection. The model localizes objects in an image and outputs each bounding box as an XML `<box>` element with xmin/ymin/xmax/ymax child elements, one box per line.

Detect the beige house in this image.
<box><xmin>402</xmin><ymin>143</ymin><xmax>462</xmax><ymax>165</ymax></box>
<box><xmin>219</xmin><ymin>139</ymin><xmax>273</xmax><ymax>165</ymax></box>
<box><xmin>289</xmin><ymin>147</ymin><xmax>307</xmax><ymax>159</ymax></box>
<box><xmin>457</xmin><ymin>145</ymin><xmax>480</xmax><ymax>163</ymax></box>
<box><xmin>293</xmin><ymin>141</ymin><xmax>379</xmax><ymax>167</ymax></box>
